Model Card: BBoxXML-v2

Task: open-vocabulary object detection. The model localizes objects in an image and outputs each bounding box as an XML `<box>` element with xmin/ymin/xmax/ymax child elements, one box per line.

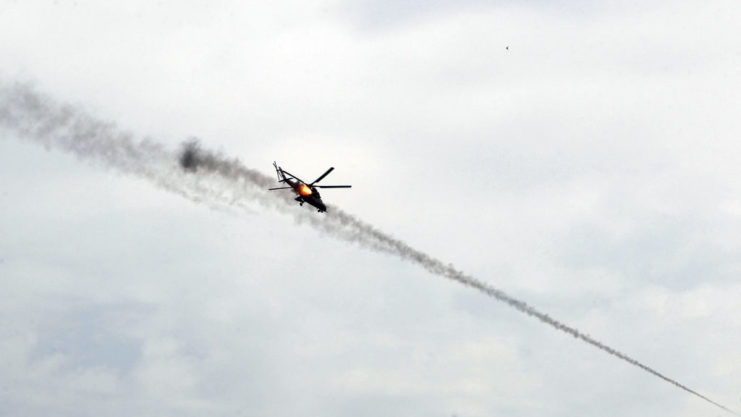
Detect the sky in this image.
<box><xmin>1</xmin><ymin>1</ymin><xmax>741</xmax><ymax>416</ymax></box>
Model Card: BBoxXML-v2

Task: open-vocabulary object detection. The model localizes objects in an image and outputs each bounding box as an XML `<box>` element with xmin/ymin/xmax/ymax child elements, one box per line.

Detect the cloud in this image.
<box><xmin>1</xmin><ymin>1</ymin><xmax>740</xmax><ymax>416</ymax></box>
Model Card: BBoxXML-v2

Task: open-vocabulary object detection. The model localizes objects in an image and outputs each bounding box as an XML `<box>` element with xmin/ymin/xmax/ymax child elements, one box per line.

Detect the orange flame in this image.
<box><xmin>299</xmin><ymin>184</ymin><xmax>313</xmax><ymax>196</ymax></box>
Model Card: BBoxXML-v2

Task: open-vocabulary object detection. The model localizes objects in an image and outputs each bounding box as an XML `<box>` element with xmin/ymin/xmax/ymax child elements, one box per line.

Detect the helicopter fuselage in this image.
<box><xmin>283</xmin><ymin>178</ymin><xmax>327</xmax><ymax>213</ymax></box>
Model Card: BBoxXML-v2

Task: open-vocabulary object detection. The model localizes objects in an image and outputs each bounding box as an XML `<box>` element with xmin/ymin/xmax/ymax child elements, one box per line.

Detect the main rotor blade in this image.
<box><xmin>310</xmin><ymin>167</ymin><xmax>334</xmax><ymax>185</ymax></box>
<box><xmin>268</xmin><ymin>186</ymin><xmax>293</xmax><ymax>190</ymax></box>
<box><xmin>279</xmin><ymin>169</ymin><xmax>306</xmax><ymax>184</ymax></box>
<box><xmin>313</xmin><ymin>185</ymin><xmax>351</xmax><ymax>188</ymax></box>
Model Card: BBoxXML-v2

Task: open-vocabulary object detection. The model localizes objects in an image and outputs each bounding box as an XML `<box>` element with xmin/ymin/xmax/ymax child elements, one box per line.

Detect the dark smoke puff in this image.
<box><xmin>179</xmin><ymin>138</ymin><xmax>202</xmax><ymax>172</ymax></box>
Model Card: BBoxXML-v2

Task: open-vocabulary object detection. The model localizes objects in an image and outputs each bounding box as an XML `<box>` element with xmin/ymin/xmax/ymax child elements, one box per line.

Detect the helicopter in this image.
<box><xmin>268</xmin><ymin>162</ymin><xmax>351</xmax><ymax>213</ymax></box>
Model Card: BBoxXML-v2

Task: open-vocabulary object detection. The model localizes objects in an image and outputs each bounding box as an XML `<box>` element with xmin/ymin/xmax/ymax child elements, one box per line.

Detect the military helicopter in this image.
<box><xmin>268</xmin><ymin>162</ymin><xmax>351</xmax><ymax>213</ymax></box>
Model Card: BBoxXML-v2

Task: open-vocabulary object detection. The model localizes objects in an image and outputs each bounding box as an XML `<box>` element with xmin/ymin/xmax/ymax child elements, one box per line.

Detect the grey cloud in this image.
<box><xmin>2</xmin><ymin>81</ymin><xmax>736</xmax><ymax>415</ymax></box>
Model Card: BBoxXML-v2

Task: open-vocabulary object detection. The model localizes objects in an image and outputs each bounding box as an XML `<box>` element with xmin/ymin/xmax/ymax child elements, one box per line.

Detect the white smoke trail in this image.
<box><xmin>1</xmin><ymin>81</ymin><xmax>737</xmax><ymax>416</ymax></box>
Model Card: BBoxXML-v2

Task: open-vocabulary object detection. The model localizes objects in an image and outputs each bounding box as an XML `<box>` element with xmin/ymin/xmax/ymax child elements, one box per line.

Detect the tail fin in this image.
<box><xmin>273</xmin><ymin>161</ymin><xmax>283</xmax><ymax>181</ymax></box>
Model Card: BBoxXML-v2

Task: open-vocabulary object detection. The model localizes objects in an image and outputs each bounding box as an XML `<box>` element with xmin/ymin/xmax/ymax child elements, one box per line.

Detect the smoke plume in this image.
<box><xmin>1</xmin><ymin>81</ymin><xmax>737</xmax><ymax>416</ymax></box>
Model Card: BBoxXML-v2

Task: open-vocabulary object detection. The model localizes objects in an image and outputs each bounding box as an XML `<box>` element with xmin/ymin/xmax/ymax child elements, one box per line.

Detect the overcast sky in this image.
<box><xmin>1</xmin><ymin>1</ymin><xmax>741</xmax><ymax>416</ymax></box>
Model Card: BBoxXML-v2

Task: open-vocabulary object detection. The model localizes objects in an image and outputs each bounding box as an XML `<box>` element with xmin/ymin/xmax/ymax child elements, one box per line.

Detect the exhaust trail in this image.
<box><xmin>1</xmin><ymin>81</ymin><xmax>738</xmax><ymax>416</ymax></box>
